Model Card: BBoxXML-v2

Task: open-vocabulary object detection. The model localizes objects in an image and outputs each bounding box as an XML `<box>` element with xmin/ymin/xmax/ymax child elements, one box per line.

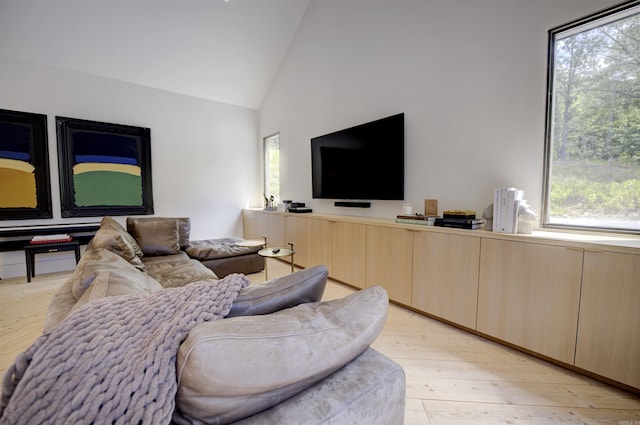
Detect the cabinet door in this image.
<box><xmin>242</xmin><ymin>210</ymin><xmax>257</xmax><ymax>239</ymax></box>
<box><xmin>285</xmin><ymin>215</ymin><xmax>307</xmax><ymax>267</ymax></box>
<box><xmin>575</xmin><ymin>250</ymin><xmax>640</xmax><ymax>388</ymax></box>
<box><xmin>331</xmin><ymin>221</ymin><xmax>367</xmax><ymax>288</ymax></box>
<box><xmin>305</xmin><ymin>218</ymin><xmax>332</xmax><ymax>271</ymax></box>
<box><xmin>243</xmin><ymin>211</ymin><xmax>284</xmax><ymax>246</ymax></box>
<box><xmin>267</xmin><ymin>213</ymin><xmax>285</xmax><ymax>247</ymax></box>
<box><xmin>412</xmin><ymin>232</ymin><xmax>480</xmax><ymax>329</ymax></box>
<box><xmin>366</xmin><ymin>225</ymin><xmax>413</xmax><ymax>305</ymax></box>
<box><xmin>477</xmin><ymin>239</ymin><xmax>583</xmax><ymax>364</ymax></box>
<box><xmin>254</xmin><ymin>211</ymin><xmax>270</xmax><ymax>241</ymax></box>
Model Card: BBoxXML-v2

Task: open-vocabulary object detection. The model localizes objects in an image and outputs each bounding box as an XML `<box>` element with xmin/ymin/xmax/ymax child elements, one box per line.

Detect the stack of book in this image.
<box><xmin>434</xmin><ymin>210</ymin><xmax>484</xmax><ymax>230</ymax></box>
<box><xmin>395</xmin><ymin>214</ymin><xmax>435</xmax><ymax>226</ymax></box>
<box><xmin>30</xmin><ymin>234</ymin><xmax>73</xmax><ymax>245</ymax></box>
<box><xmin>492</xmin><ymin>187</ymin><xmax>524</xmax><ymax>233</ymax></box>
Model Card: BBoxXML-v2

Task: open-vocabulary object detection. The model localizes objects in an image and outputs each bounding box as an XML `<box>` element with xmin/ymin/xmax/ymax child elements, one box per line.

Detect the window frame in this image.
<box><xmin>542</xmin><ymin>0</ymin><xmax>640</xmax><ymax>234</ymax></box>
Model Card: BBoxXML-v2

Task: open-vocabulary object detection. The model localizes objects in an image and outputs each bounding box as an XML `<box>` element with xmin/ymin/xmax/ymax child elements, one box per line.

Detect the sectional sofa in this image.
<box><xmin>1</xmin><ymin>216</ymin><xmax>406</xmax><ymax>424</ymax></box>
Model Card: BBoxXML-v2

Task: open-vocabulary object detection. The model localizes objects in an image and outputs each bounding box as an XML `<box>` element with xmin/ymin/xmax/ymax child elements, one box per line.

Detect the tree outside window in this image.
<box><xmin>544</xmin><ymin>2</ymin><xmax>640</xmax><ymax>233</ymax></box>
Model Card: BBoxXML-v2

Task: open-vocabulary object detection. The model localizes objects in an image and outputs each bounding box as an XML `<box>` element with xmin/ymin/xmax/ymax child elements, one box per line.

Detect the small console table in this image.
<box><xmin>24</xmin><ymin>241</ymin><xmax>81</xmax><ymax>283</ymax></box>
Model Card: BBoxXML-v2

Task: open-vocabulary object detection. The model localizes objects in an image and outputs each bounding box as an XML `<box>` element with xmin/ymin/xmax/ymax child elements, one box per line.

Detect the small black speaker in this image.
<box><xmin>334</xmin><ymin>201</ymin><xmax>371</xmax><ymax>208</ymax></box>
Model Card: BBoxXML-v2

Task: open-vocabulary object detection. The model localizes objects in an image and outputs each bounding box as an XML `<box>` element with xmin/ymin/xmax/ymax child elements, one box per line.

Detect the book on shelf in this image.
<box><xmin>493</xmin><ymin>187</ymin><xmax>524</xmax><ymax>233</ymax></box>
<box><xmin>396</xmin><ymin>214</ymin><xmax>432</xmax><ymax>221</ymax></box>
<box><xmin>442</xmin><ymin>210</ymin><xmax>476</xmax><ymax>219</ymax></box>
<box><xmin>395</xmin><ymin>215</ymin><xmax>435</xmax><ymax>226</ymax></box>
<box><xmin>30</xmin><ymin>234</ymin><xmax>73</xmax><ymax>245</ymax></box>
<box><xmin>434</xmin><ymin>218</ymin><xmax>484</xmax><ymax>230</ymax></box>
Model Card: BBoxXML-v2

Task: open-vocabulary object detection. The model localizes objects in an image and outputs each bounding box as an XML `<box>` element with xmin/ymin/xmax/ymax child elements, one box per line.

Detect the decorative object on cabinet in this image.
<box><xmin>424</xmin><ymin>199</ymin><xmax>438</xmax><ymax>216</ymax></box>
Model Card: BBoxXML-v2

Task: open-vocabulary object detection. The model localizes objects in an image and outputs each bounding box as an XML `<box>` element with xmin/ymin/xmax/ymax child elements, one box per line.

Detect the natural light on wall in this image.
<box><xmin>543</xmin><ymin>1</ymin><xmax>640</xmax><ymax>233</ymax></box>
<box><xmin>264</xmin><ymin>133</ymin><xmax>280</xmax><ymax>206</ymax></box>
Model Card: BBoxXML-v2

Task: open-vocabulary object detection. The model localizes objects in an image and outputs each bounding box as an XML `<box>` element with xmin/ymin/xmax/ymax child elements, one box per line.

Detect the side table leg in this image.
<box><xmin>24</xmin><ymin>250</ymin><xmax>33</xmax><ymax>283</ymax></box>
<box><xmin>288</xmin><ymin>243</ymin><xmax>295</xmax><ymax>274</ymax></box>
<box><xmin>74</xmin><ymin>245</ymin><xmax>81</xmax><ymax>264</ymax></box>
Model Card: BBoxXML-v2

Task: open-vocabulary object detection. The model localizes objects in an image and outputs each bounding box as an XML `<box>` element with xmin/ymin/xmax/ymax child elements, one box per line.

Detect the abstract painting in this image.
<box><xmin>0</xmin><ymin>109</ymin><xmax>52</xmax><ymax>220</ymax></box>
<box><xmin>56</xmin><ymin>117</ymin><xmax>154</xmax><ymax>217</ymax></box>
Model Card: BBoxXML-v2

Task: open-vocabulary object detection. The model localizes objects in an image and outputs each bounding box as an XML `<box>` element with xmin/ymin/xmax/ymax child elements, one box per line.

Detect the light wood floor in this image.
<box><xmin>1</xmin><ymin>259</ymin><xmax>639</xmax><ymax>424</ymax></box>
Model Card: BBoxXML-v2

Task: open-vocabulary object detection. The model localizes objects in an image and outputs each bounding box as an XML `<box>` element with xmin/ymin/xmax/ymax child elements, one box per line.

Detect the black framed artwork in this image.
<box><xmin>56</xmin><ymin>117</ymin><xmax>154</xmax><ymax>218</ymax></box>
<box><xmin>0</xmin><ymin>109</ymin><xmax>53</xmax><ymax>220</ymax></box>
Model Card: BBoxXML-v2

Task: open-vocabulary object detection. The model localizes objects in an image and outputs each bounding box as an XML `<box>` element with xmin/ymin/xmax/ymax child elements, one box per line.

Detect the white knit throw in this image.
<box><xmin>0</xmin><ymin>274</ymin><xmax>249</xmax><ymax>425</ymax></box>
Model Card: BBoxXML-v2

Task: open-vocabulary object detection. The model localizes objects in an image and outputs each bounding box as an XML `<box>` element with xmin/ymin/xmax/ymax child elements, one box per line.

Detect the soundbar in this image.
<box><xmin>334</xmin><ymin>201</ymin><xmax>371</xmax><ymax>208</ymax></box>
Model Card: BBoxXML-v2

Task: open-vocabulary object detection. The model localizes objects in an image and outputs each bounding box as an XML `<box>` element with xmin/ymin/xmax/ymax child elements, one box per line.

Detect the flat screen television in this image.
<box><xmin>311</xmin><ymin>113</ymin><xmax>404</xmax><ymax>201</ymax></box>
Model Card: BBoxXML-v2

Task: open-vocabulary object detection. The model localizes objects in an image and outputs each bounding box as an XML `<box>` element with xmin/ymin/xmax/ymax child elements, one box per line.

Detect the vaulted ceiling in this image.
<box><xmin>0</xmin><ymin>0</ymin><xmax>311</xmax><ymax>110</ymax></box>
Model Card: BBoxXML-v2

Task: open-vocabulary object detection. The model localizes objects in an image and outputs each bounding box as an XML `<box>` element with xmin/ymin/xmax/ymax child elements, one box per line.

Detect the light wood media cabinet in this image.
<box><xmin>243</xmin><ymin>209</ymin><xmax>640</xmax><ymax>392</ymax></box>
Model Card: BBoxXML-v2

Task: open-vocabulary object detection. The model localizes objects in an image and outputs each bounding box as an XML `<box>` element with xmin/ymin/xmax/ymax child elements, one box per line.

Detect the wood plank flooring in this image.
<box><xmin>1</xmin><ymin>258</ymin><xmax>639</xmax><ymax>424</ymax></box>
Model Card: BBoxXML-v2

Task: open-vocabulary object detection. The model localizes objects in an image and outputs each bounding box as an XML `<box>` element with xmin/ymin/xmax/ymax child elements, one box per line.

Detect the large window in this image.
<box><xmin>543</xmin><ymin>1</ymin><xmax>640</xmax><ymax>233</ymax></box>
<box><xmin>263</xmin><ymin>133</ymin><xmax>280</xmax><ymax>206</ymax></box>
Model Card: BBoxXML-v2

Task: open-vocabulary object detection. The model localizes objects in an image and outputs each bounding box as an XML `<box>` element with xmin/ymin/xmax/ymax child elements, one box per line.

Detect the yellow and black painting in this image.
<box><xmin>0</xmin><ymin>109</ymin><xmax>52</xmax><ymax>220</ymax></box>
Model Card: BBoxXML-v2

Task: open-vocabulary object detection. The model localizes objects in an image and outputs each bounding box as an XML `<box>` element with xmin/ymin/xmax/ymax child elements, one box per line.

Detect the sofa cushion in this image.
<box><xmin>144</xmin><ymin>258</ymin><xmax>218</xmax><ymax>288</ymax></box>
<box><xmin>70</xmin><ymin>268</ymin><xmax>164</xmax><ymax>313</ymax></box>
<box><xmin>175</xmin><ymin>286</ymin><xmax>389</xmax><ymax>425</ymax></box>
<box><xmin>100</xmin><ymin>216</ymin><xmax>143</xmax><ymax>258</ymax></box>
<box><xmin>129</xmin><ymin>219</ymin><xmax>181</xmax><ymax>256</ymax></box>
<box><xmin>127</xmin><ymin>217</ymin><xmax>191</xmax><ymax>250</ymax></box>
<box><xmin>70</xmin><ymin>248</ymin><xmax>162</xmax><ymax>300</ymax></box>
<box><xmin>226</xmin><ymin>265</ymin><xmax>328</xmax><ymax>317</ymax></box>
<box><xmin>186</xmin><ymin>238</ymin><xmax>262</xmax><ymax>260</ymax></box>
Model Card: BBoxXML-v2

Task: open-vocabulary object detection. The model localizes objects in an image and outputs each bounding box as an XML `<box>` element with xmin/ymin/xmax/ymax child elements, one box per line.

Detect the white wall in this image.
<box><xmin>260</xmin><ymin>0</ymin><xmax>620</xmax><ymax>219</ymax></box>
<box><xmin>0</xmin><ymin>58</ymin><xmax>261</xmax><ymax>278</ymax></box>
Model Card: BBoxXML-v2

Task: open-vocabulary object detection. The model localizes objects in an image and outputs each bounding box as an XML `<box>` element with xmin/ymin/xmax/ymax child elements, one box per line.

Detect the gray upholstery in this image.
<box><xmin>187</xmin><ymin>238</ymin><xmax>265</xmax><ymax>277</ymax></box>
<box><xmin>126</xmin><ymin>216</ymin><xmax>191</xmax><ymax>251</ymax></box>
<box><xmin>232</xmin><ymin>348</ymin><xmax>406</xmax><ymax>425</ymax></box>
<box><xmin>187</xmin><ymin>237</ymin><xmax>262</xmax><ymax>260</ymax></box>
<box><xmin>42</xmin><ymin>216</ymin><xmax>406</xmax><ymax>424</ymax></box>
<box><xmin>227</xmin><ymin>265</ymin><xmax>328</xmax><ymax>317</ymax></box>
<box><xmin>175</xmin><ymin>286</ymin><xmax>389</xmax><ymax>425</ymax></box>
<box><xmin>128</xmin><ymin>219</ymin><xmax>181</xmax><ymax>256</ymax></box>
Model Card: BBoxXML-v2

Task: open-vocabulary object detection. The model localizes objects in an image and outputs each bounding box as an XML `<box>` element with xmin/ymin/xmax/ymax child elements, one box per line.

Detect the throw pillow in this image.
<box><xmin>127</xmin><ymin>217</ymin><xmax>191</xmax><ymax>250</ymax></box>
<box><xmin>100</xmin><ymin>216</ymin><xmax>144</xmax><ymax>258</ymax></box>
<box><xmin>226</xmin><ymin>265</ymin><xmax>328</xmax><ymax>317</ymax></box>
<box><xmin>92</xmin><ymin>227</ymin><xmax>145</xmax><ymax>270</ymax></box>
<box><xmin>130</xmin><ymin>219</ymin><xmax>180</xmax><ymax>256</ymax></box>
<box><xmin>174</xmin><ymin>286</ymin><xmax>389</xmax><ymax>425</ymax></box>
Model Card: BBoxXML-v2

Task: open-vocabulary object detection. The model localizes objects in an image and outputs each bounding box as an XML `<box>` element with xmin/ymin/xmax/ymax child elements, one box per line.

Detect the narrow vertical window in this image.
<box><xmin>543</xmin><ymin>1</ymin><xmax>640</xmax><ymax>233</ymax></box>
<box><xmin>264</xmin><ymin>133</ymin><xmax>280</xmax><ymax>206</ymax></box>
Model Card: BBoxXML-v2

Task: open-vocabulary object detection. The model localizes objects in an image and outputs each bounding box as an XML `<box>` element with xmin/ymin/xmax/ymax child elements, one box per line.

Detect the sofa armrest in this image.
<box><xmin>230</xmin><ymin>348</ymin><xmax>406</xmax><ymax>425</ymax></box>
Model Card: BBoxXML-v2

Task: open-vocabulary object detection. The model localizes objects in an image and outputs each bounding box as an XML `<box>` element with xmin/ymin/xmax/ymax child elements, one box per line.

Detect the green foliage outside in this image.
<box><xmin>550</xmin><ymin>11</ymin><xmax>640</xmax><ymax>230</ymax></box>
<box><xmin>550</xmin><ymin>161</ymin><xmax>640</xmax><ymax>220</ymax></box>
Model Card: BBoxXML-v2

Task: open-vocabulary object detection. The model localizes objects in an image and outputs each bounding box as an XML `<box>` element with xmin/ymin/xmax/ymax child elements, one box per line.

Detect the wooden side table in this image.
<box><xmin>24</xmin><ymin>241</ymin><xmax>81</xmax><ymax>282</ymax></box>
<box><xmin>258</xmin><ymin>243</ymin><xmax>295</xmax><ymax>280</ymax></box>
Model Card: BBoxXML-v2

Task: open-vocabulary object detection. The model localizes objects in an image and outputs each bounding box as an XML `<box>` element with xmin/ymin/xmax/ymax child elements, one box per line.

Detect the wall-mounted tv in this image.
<box><xmin>311</xmin><ymin>113</ymin><xmax>404</xmax><ymax>202</ymax></box>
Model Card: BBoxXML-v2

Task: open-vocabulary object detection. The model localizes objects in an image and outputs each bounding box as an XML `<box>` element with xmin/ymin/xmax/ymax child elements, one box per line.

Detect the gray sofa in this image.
<box><xmin>26</xmin><ymin>216</ymin><xmax>406</xmax><ymax>424</ymax></box>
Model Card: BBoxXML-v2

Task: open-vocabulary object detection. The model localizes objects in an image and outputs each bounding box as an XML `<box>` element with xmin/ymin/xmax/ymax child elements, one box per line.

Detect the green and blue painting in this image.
<box><xmin>71</xmin><ymin>132</ymin><xmax>143</xmax><ymax>207</ymax></box>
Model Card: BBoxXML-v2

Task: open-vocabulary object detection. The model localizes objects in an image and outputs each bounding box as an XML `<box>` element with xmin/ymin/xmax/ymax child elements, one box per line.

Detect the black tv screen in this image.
<box><xmin>311</xmin><ymin>113</ymin><xmax>404</xmax><ymax>201</ymax></box>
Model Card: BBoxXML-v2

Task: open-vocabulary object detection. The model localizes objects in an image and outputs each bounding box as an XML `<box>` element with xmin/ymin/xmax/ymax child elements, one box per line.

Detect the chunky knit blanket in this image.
<box><xmin>0</xmin><ymin>274</ymin><xmax>249</xmax><ymax>425</ymax></box>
